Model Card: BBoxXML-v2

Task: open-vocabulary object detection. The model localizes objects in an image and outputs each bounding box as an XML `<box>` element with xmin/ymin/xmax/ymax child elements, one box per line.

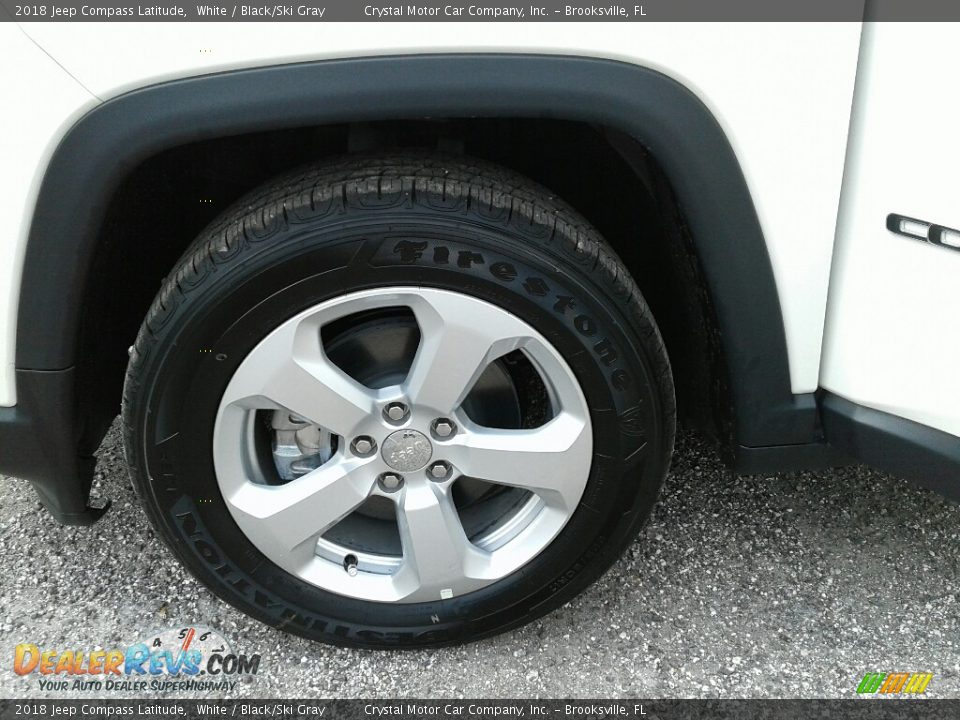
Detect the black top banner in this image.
<box><xmin>3</xmin><ymin>0</ymin><xmax>960</xmax><ymax>22</ymax></box>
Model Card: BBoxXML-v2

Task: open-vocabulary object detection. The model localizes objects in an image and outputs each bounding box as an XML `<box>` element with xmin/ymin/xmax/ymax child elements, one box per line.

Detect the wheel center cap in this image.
<box><xmin>381</xmin><ymin>429</ymin><xmax>433</xmax><ymax>472</ymax></box>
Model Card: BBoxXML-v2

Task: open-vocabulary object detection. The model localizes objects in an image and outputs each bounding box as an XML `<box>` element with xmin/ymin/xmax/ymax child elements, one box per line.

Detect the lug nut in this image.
<box><xmin>431</xmin><ymin>418</ymin><xmax>456</xmax><ymax>439</ymax></box>
<box><xmin>384</xmin><ymin>402</ymin><xmax>409</xmax><ymax>423</ymax></box>
<box><xmin>378</xmin><ymin>472</ymin><xmax>404</xmax><ymax>492</ymax></box>
<box><xmin>428</xmin><ymin>461</ymin><xmax>452</xmax><ymax>480</ymax></box>
<box><xmin>354</xmin><ymin>439</ymin><xmax>372</xmax><ymax>454</ymax></box>
<box><xmin>351</xmin><ymin>436</ymin><xmax>376</xmax><ymax>456</ymax></box>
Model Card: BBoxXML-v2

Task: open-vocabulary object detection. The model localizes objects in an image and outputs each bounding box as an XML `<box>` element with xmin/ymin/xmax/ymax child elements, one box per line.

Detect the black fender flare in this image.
<box><xmin>5</xmin><ymin>54</ymin><xmax>820</xmax><ymax>522</ymax></box>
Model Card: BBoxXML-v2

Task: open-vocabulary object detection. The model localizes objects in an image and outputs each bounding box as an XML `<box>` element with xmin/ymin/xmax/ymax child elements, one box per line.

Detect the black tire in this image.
<box><xmin>122</xmin><ymin>152</ymin><xmax>675</xmax><ymax>648</ymax></box>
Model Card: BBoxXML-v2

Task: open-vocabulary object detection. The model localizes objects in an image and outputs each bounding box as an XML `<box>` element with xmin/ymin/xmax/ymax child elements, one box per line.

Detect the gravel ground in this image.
<box><xmin>1</xmin><ymin>421</ymin><xmax>959</xmax><ymax>699</ymax></box>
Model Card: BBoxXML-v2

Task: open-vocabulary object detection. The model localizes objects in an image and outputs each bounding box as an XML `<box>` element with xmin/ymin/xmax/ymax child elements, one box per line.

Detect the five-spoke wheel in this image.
<box><xmin>214</xmin><ymin>288</ymin><xmax>592</xmax><ymax>602</ymax></box>
<box><xmin>124</xmin><ymin>153</ymin><xmax>673</xmax><ymax>647</ymax></box>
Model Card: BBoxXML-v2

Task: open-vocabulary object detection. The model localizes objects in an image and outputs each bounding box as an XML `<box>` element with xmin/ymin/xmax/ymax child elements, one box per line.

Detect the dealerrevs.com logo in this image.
<box><xmin>13</xmin><ymin>626</ymin><xmax>261</xmax><ymax>693</ymax></box>
<box><xmin>856</xmin><ymin>672</ymin><xmax>933</xmax><ymax>695</ymax></box>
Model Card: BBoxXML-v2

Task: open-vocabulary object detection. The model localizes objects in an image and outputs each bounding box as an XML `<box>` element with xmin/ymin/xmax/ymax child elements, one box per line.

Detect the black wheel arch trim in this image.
<box><xmin>0</xmin><ymin>368</ymin><xmax>111</xmax><ymax>525</ymax></box>
<box><xmin>6</xmin><ymin>53</ymin><xmax>821</xmax><ymax>522</ymax></box>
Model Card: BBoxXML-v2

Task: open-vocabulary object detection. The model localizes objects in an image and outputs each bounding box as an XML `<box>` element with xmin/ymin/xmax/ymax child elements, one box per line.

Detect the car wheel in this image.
<box><xmin>122</xmin><ymin>152</ymin><xmax>675</xmax><ymax>648</ymax></box>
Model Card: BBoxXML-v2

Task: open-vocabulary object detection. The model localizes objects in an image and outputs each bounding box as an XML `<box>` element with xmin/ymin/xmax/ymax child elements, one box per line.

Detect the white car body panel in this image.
<box><xmin>822</xmin><ymin>22</ymin><xmax>960</xmax><ymax>437</ymax></box>
<box><xmin>2</xmin><ymin>22</ymin><xmax>862</xmax><ymax>408</ymax></box>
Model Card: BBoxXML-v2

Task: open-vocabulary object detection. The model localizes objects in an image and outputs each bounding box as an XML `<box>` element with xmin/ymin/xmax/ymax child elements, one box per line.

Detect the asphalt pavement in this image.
<box><xmin>2</xmin><ymin>421</ymin><xmax>958</xmax><ymax>699</ymax></box>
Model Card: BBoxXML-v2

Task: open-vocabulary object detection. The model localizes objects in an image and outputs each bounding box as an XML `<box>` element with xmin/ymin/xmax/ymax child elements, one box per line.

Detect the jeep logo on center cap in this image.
<box><xmin>381</xmin><ymin>429</ymin><xmax>433</xmax><ymax>472</ymax></box>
